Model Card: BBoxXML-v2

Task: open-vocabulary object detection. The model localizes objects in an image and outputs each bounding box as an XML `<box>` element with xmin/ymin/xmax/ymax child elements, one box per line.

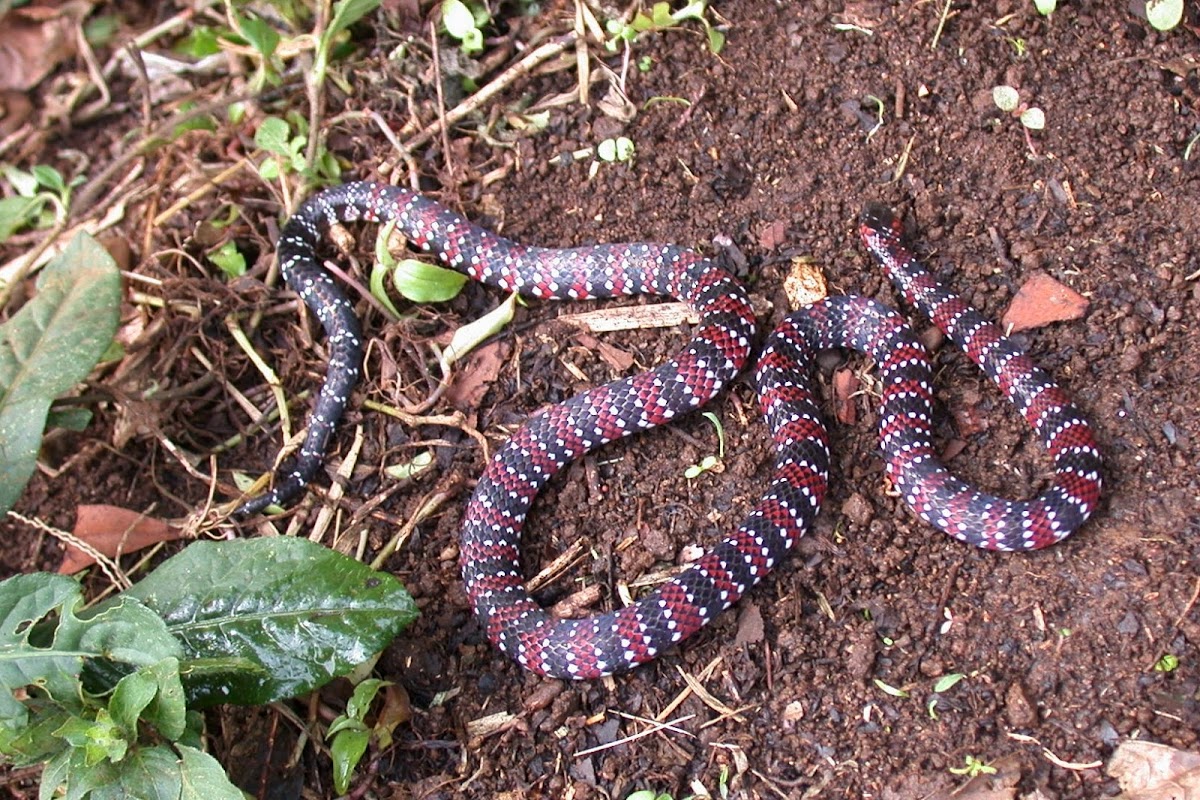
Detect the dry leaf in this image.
<box><xmin>1108</xmin><ymin>740</ymin><xmax>1200</xmax><ymax>799</ymax></box>
<box><xmin>0</xmin><ymin>3</ymin><xmax>90</xmax><ymax>92</ymax></box>
<box><xmin>59</xmin><ymin>504</ymin><xmax>185</xmax><ymax>574</ymax></box>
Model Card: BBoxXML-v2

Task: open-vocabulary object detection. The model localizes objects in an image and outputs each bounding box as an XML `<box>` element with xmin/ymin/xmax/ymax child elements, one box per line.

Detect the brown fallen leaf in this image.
<box><xmin>0</xmin><ymin>2</ymin><xmax>90</xmax><ymax>92</ymax></box>
<box><xmin>733</xmin><ymin>600</ymin><xmax>765</xmax><ymax>646</ymax></box>
<box><xmin>444</xmin><ymin>339</ymin><xmax>510</xmax><ymax>410</ymax></box>
<box><xmin>1001</xmin><ymin>272</ymin><xmax>1089</xmax><ymax>333</ymax></box>
<box><xmin>59</xmin><ymin>505</ymin><xmax>185</xmax><ymax>574</ymax></box>
<box><xmin>595</xmin><ymin>340</ymin><xmax>634</xmax><ymax>372</ymax></box>
<box><xmin>1108</xmin><ymin>740</ymin><xmax>1200</xmax><ymax>799</ymax></box>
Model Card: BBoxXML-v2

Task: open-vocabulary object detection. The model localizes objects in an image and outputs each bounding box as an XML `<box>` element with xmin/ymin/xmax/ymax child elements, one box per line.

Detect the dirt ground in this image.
<box><xmin>2</xmin><ymin>1</ymin><xmax>1199</xmax><ymax>798</ymax></box>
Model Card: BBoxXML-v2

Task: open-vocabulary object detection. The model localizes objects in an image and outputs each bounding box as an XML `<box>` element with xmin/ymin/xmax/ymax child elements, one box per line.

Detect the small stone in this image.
<box><xmin>842</xmin><ymin>493</ymin><xmax>874</xmax><ymax>527</ymax></box>
<box><xmin>1004</xmin><ymin>681</ymin><xmax>1038</xmax><ymax>728</ymax></box>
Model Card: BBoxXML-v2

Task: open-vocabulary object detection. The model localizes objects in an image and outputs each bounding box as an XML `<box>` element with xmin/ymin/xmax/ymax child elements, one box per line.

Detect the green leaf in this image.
<box><xmin>1146</xmin><ymin>0</ymin><xmax>1183</xmax><ymax>30</ymax></box>
<box><xmin>0</xmin><ymin>234</ymin><xmax>121</xmax><ymax>513</ymax></box>
<box><xmin>442</xmin><ymin>292</ymin><xmax>518</xmax><ymax>368</ymax></box>
<box><xmin>872</xmin><ymin>678</ymin><xmax>910</xmax><ymax>698</ymax></box>
<box><xmin>208</xmin><ymin>240</ymin><xmax>247</xmax><ymax>279</ymax></box>
<box><xmin>1019</xmin><ymin>107</ymin><xmax>1045</xmax><ymax>130</ymax></box>
<box><xmin>331</xmin><ymin>728</ymin><xmax>370</xmax><ymax>795</ymax></box>
<box><xmin>107</xmin><ymin>538</ymin><xmax>418</xmax><ymax>706</ymax></box>
<box><xmin>174</xmin><ymin>25</ymin><xmax>223</xmax><ymax>58</ymax></box>
<box><xmin>442</xmin><ymin>0</ymin><xmax>477</xmax><ymax>39</ymax></box>
<box><xmin>53</xmin><ymin>708</ymin><xmax>128</xmax><ymax>767</ymax></box>
<box><xmin>391</xmin><ymin>258</ymin><xmax>468</xmax><ymax>303</ymax></box>
<box><xmin>368</xmin><ymin>261</ymin><xmax>403</xmax><ymax>319</ymax></box>
<box><xmin>0</xmin><ymin>195</ymin><xmax>46</xmax><ymax>242</ymax></box>
<box><xmin>932</xmin><ymin>673</ymin><xmax>965</xmax><ymax>693</ymax></box>
<box><xmin>31</xmin><ymin>165</ymin><xmax>66</xmax><ymax>195</ymax></box>
<box><xmin>254</xmin><ymin>116</ymin><xmax>291</xmax><ymax>157</ymax></box>
<box><xmin>70</xmin><ymin>595</ymin><xmax>183</xmax><ymax>670</ymax></box>
<box><xmin>109</xmin><ymin>658</ymin><xmax>186</xmax><ymax>741</ymax></box>
<box><xmin>236</xmin><ymin>13</ymin><xmax>280</xmax><ymax>59</ymax></box>
<box><xmin>992</xmin><ymin>85</ymin><xmax>1020</xmax><ymax>113</ymax></box>
<box><xmin>178</xmin><ymin>744</ymin><xmax>247</xmax><ymax>800</ymax></box>
<box><xmin>0</xmin><ymin>704</ymin><xmax>73</xmax><ymax>765</ymax></box>
<box><xmin>1033</xmin><ymin>0</ymin><xmax>1056</xmax><ymax>15</ymax></box>
<box><xmin>2</xmin><ymin>165</ymin><xmax>39</xmax><ymax>197</ymax></box>
<box><xmin>1154</xmin><ymin>653</ymin><xmax>1179</xmax><ymax>672</ymax></box>
<box><xmin>0</xmin><ymin>574</ymin><xmax>88</xmax><ymax>713</ymax></box>
<box><xmin>706</xmin><ymin>26</ymin><xmax>725</xmax><ymax>53</ymax></box>
<box><xmin>327</xmin><ymin>0</ymin><xmax>381</xmax><ymax>42</ymax></box>
<box><xmin>107</xmin><ymin>744</ymin><xmax>185</xmax><ymax>800</ymax></box>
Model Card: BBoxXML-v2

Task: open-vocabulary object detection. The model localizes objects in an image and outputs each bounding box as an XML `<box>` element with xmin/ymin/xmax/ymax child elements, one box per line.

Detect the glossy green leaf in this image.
<box><xmin>108</xmin><ymin>538</ymin><xmax>418</xmax><ymax>706</ymax></box>
<box><xmin>391</xmin><ymin>258</ymin><xmax>468</xmax><ymax>303</ymax></box>
<box><xmin>331</xmin><ymin>728</ymin><xmax>370</xmax><ymax>795</ymax></box>
<box><xmin>0</xmin><ymin>234</ymin><xmax>120</xmax><ymax>513</ymax></box>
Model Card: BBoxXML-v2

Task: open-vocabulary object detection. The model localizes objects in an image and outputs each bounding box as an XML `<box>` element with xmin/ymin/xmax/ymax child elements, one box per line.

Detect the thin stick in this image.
<box><xmin>930</xmin><ymin>0</ymin><xmax>953</xmax><ymax>50</ymax></box>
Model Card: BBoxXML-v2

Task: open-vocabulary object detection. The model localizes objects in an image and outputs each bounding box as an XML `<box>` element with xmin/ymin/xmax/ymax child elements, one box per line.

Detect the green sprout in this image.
<box><xmin>328</xmin><ymin>679</ymin><xmax>395</xmax><ymax>795</ymax></box>
<box><xmin>596</xmin><ymin>137</ymin><xmax>636</xmax><ymax>164</ymax></box>
<box><xmin>949</xmin><ymin>755</ymin><xmax>997</xmax><ymax>778</ymax></box>
<box><xmin>605</xmin><ymin>0</ymin><xmax>724</xmax><ymax>54</ymax></box>
<box><xmin>684</xmin><ymin>411</ymin><xmax>726</xmax><ymax>479</ymax></box>
<box><xmin>254</xmin><ymin>114</ymin><xmax>340</xmax><ymax>185</ymax></box>
<box><xmin>1145</xmin><ymin>0</ymin><xmax>1184</xmax><ymax>30</ymax></box>
<box><xmin>1154</xmin><ymin>653</ymin><xmax>1180</xmax><ymax>673</ymax></box>
<box><xmin>0</xmin><ymin>164</ymin><xmax>84</xmax><ymax>243</ymax></box>
<box><xmin>442</xmin><ymin>0</ymin><xmax>489</xmax><ymax>54</ymax></box>
<box><xmin>1032</xmin><ymin>0</ymin><xmax>1055</xmax><ymax>14</ymax></box>
<box><xmin>992</xmin><ymin>85</ymin><xmax>1045</xmax><ymax>156</ymax></box>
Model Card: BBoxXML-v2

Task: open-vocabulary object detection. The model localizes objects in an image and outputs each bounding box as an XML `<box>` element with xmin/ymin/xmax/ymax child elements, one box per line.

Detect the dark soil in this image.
<box><xmin>3</xmin><ymin>1</ymin><xmax>1199</xmax><ymax>798</ymax></box>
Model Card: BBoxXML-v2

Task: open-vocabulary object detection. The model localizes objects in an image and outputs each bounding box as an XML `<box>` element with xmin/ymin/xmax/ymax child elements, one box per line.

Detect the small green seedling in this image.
<box><xmin>442</xmin><ymin>0</ymin><xmax>489</xmax><ymax>54</ymax></box>
<box><xmin>626</xmin><ymin>792</ymin><xmax>673</xmax><ymax>800</ymax></box>
<box><xmin>873</xmin><ymin>678</ymin><xmax>910</xmax><ymax>699</ymax></box>
<box><xmin>684</xmin><ymin>412</ymin><xmax>726</xmax><ymax>479</ymax></box>
<box><xmin>992</xmin><ymin>85</ymin><xmax>1045</xmax><ymax>155</ymax></box>
<box><xmin>596</xmin><ymin>137</ymin><xmax>636</xmax><ymax>164</ymax></box>
<box><xmin>1145</xmin><ymin>0</ymin><xmax>1184</xmax><ymax>30</ymax></box>
<box><xmin>1032</xmin><ymin>0</ymin><xmax>1055</xmax><ymax>14</ymax></box>
<box><xmin>605</xmin><ymin>0</ymin><xmax>724</xmax><ymax>54</ymax></box>
<box><xmin>208</xmin><ymin>240</ymin><xmax>247</xmax><ymax>278</ymax></box>
<box><xmin>949</xmin><ymin>755</ymin><xmax>997</xmax><ymax>778</ymax></box>
<box><xmin>0</xmin><ymin>164</ymin><xmax>84</xmax><ymax>243</ymax></box>
<box><xmin>328</xmin><ymin>678</ymin><xmax>402</xmax><ymax>795</ymax></box>
<box><xmin>255</xmin><ymin>114</ymin><xmax>341</xmax><ymax>184</ymax></box>
<box><xmin>1154</xmin><ymin>653</ymin><xmax>1180</xmax><ymax>672</ymax></box>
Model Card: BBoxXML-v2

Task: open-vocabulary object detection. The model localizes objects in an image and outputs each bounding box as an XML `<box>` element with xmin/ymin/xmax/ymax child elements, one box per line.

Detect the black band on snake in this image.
<box><xmin>237</xmin><ymin>182</ymin><xmax>1102</xmax><ymax>679</ymax></box>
